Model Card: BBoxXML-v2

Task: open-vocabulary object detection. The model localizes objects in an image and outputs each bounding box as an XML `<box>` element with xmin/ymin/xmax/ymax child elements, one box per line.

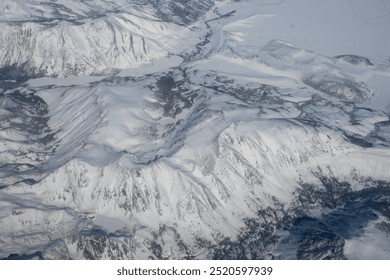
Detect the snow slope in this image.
<box><xmin>0</xmin><ymin>0</ymin><xmax>390</xmax><ymax>259</ymax></box>
<box><xmin>219</xmin><ymin>0</ymin><xmax>390</xmax><ymax>59</ymax></box>
<box><xmin>0</xmin><ymin>0</ymin><xmax>214</xmax><ymax>77</ymax></box>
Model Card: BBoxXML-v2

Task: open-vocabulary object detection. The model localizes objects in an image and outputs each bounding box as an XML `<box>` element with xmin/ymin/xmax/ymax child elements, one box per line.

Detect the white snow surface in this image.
<box><xmin>220</xmin><ymin>0</ymin><xmax>390</xmax><ymax>60</ymax></box>
<box><xmin>0</xmin><ymin>0</ymin><xmax>196</xmax><ymax>77</ymax></box>
<box><xmin>0</xmin><ymin>0</ymin><xmax>390</xmax><ymax>259</ymax></box>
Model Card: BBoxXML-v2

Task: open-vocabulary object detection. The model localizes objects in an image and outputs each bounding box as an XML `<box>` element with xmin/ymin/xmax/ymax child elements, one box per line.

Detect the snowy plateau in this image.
<box><xmin>0</xmin><ymin>0</ymin><xmax>390</xmax><ymax>260</ymax></box>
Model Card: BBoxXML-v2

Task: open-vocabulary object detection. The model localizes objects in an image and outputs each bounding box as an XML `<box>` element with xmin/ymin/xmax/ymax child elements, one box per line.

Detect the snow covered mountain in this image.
<box><xmin>0</xmin><ymin>0</ymin><xmax>214</xmax><ymax>77</ymax></box>
<box><xmin>1</xmin><ymin>0</ymin><xmax>390</xmax><ymax>260</ymax></box>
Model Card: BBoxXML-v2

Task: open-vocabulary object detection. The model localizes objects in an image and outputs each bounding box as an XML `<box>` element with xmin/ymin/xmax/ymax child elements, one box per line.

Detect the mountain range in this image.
<box><xmin>1</xmin><ymin>0</ymin><xmax>390</xmax><ymax>259</ymax></box>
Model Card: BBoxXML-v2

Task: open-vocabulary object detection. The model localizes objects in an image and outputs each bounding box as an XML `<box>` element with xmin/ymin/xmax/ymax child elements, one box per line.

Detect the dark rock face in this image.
<box><xmin>291</xmin><ymin>217</ymin><xmax>346</xmax><ymax>260</ymax></box>
<box><xmin>212</xmin><ymin>178</ymin><xmax>390</xmax><ymax>260</ymax></box>
<box><xmin>334</xmin><ymin>55</ymin><xmax>374</xmax><ymax>66</ymax></box>
<box><xmin>155</xmin><ymin>0</ymin><xmax>215</xmax><ymax>25</ymax></box>
<box><xmin>2</xmin><ymin>251</ymin><xmax>43</xmax><ymax>260</ymax></box>
<box><xmin>0</xmin><ymin>64</ymin><xmax>43</xmax><ymax>83</ymax></box>
<box><xmin>152</xmin><ymin>74</ymin><xmax>198</xmax><ymax>118</ymax></box>
<box><xmin>0</xmin><ymin>89</ymin><xmax>54</xmax><ymax>187</ymax></box>
<box><xmin>303</xmin><ymin>73</ymin><xmax>371</xmax><ymax>102</ymax></box>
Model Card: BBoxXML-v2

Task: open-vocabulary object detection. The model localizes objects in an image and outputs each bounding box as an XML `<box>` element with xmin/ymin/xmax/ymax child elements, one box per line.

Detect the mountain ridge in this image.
<box><xmin>1</xmin><ymin>0</ymin><xmax>390</xmax><ymax>259</ymax></box>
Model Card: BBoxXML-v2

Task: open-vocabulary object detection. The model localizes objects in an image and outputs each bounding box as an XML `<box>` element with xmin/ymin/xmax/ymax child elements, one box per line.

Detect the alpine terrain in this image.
<box><xmin>1</xmin><ymin>0</ymin><xmax>390</xmax><ymax>260</ymax></box>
